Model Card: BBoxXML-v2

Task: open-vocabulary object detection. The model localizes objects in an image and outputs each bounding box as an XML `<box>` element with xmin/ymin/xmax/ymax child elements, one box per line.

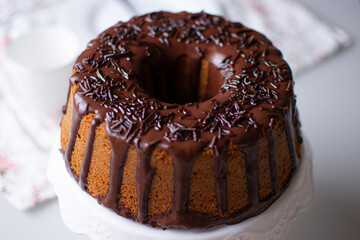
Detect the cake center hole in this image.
<box><xmin>138</xmin><ymin>55</ymin><xmax>224</xmax><ymax>104</ymax></box>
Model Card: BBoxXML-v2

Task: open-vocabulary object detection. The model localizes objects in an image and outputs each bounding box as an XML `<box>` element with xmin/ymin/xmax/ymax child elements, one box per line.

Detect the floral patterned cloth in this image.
<box><xmin>0</xmin><ymin>0</ymin><xmax>351</xmax><ymax>210</ymax></box>
<box><xmin>0</xmin><ymin>70</ymin><xmax>57</xmax><ymax>209</ymax></box>
<box><xmin>222</xmin><ymin>0</ymin><xmax>351</xmax><ymax>75</ymax></box>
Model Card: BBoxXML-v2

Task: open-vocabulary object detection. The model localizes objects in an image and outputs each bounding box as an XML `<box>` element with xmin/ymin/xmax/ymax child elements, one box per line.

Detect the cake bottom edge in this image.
<box><xmin>47</xmin><ymin>131</ymin><xmax>313</xmax><ymax>240</ymax></box>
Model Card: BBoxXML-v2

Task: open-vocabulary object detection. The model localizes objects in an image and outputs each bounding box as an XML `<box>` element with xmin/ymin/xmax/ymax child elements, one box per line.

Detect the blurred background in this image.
<box><xmin>0</xmin><ymin>0</ymin><xmax>359</xmax><ymax>239</ymax></box>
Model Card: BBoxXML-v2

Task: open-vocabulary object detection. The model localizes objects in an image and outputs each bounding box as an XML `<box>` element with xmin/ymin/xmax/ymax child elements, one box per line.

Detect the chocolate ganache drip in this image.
<box><xmin>62</xmin><ymin>11</ymin><xmax>302</xmax><ymax>229</ymax></box>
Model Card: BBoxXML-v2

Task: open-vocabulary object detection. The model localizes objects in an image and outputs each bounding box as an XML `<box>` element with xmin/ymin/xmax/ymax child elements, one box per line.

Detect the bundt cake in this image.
<box><xmin>60</xmin><ymin>11</ymin><xmax>302</xmax><ymax>229</ymax></box>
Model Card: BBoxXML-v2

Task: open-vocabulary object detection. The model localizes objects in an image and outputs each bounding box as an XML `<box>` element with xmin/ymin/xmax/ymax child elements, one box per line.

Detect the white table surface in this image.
<box><xmin>1</xmin><ymin>0</ymin><xmax>359</xmax><ymax>239</ymax></box>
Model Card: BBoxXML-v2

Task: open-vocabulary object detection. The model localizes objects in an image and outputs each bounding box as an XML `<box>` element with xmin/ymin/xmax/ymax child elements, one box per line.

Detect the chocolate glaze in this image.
<box><xmin>214</xmin><ymin>145</ymin><xmax>228</xmax><ymax>216</ymax></box>
<box><xmin>242</xmin><ymin>142</ymin><xmax>260</xmax><ymax>208</ymax></box>
<box><xmin>62</xmin><ymin>12</ymin><xmax>302</xmax><ymax>229</ymax></box>
<box><xmin>80</xmin><ymin>118</ymin><xmax>100</xmax><ymax>190</ymax></box>
<box><xmin>102</xmin><ymin>137</ymin><xmax>129</xmax><ymax>211</ymax></box>
<box><xmin>266</xmin><ymin>127</ymin><xmax>281</xmax><ymax>195</ymax></box>
<box><xmin>136</xmin><ymin>147</ymin><xmax>155</xmax><ymax>223</ymax></box>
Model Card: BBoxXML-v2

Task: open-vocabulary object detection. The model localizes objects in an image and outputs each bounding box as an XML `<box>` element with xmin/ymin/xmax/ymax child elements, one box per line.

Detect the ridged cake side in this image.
<box><xmin>61</xmin><ymin>86</ymin><xmax>302</xmax><ymax>228</ymax></box>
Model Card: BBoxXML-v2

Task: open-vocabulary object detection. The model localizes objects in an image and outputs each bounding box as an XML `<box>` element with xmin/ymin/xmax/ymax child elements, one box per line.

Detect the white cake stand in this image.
<box><xmin>48</xmin><ymin>134</ymin><xmax>313</xmax><ymax>240</ymax></box>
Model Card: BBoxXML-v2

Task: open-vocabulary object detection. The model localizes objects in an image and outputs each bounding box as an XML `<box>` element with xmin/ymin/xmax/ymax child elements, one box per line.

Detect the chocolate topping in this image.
<box><xmin>62</xmin><ymin>11</ymin><xmax>301</xmax><ymax>229</ymax></box>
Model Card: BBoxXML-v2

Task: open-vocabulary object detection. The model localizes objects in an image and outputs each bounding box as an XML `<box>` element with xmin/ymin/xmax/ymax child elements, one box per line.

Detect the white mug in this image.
<box><xmin>6</xmin><ymin>25</ymin><xmax>80</xmax><ymax>122</ymax></box>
